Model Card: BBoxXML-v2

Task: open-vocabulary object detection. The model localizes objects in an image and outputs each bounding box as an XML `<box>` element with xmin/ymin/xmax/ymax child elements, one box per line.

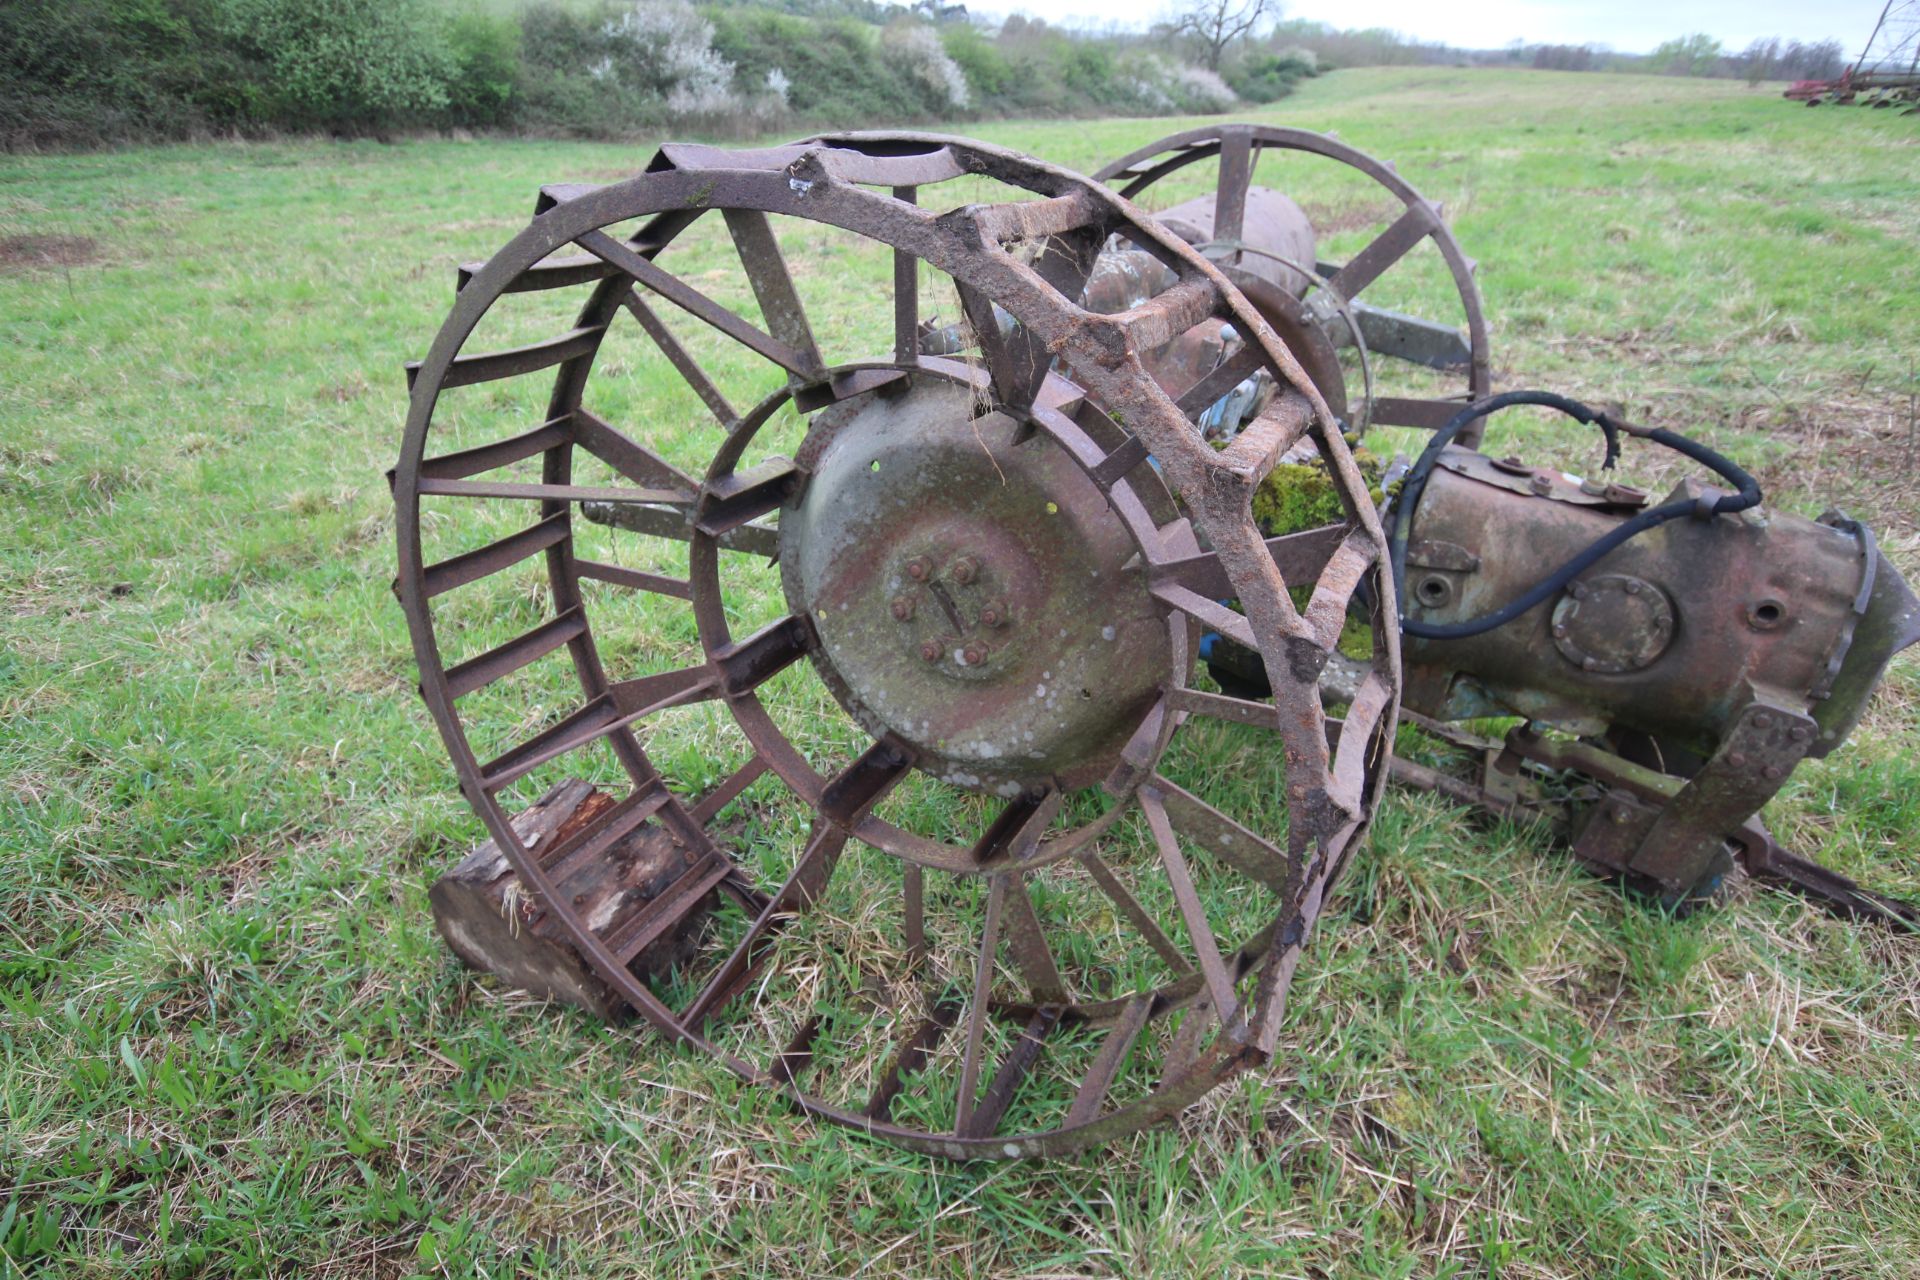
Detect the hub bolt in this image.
<box><xmin>905</xmin><ymin>557</ymin><xmax>932</xmax><ymax>582</ymax></box>
<box><xmin>919</xmin><ymin>640</ymin><xmax>941</xmax><ymax>663</ymax></box>
<box><xmin>950</xmin><ymin>556</ymin><xmax>979</xmax><ymax>585</ymax></box>
<box><xmin>1529</xmin><ymin>474</ymin><xmax>1553</xmax><ymax>496</ymax></box>
<box><xmin>961</xmin><ymin>643</ymin><xmax>988</xmax><ymax>666</ymax></box>
<box><xmin>891</xmin><ymin>595</ymin><xmax>915</xmax><ymax>621</ymax></box>
<box><xmin>980</xmin><ymin>602</ymin><xmax>1008</xmax><ymax>628</ymax></box>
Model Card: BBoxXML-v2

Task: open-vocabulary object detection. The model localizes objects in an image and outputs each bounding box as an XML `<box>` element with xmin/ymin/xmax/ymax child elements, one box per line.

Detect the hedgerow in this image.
<box><xmin>2</xmin><ymin>0</ymin><xmax>1317</xmax><ymax>150</ymax></box>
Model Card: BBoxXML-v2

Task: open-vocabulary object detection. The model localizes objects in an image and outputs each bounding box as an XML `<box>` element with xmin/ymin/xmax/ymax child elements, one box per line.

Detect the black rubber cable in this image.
<box><xmin>1388</xmin><ymin>391</ymin><xmax>1762</xmax><ymax>641</ymax></box>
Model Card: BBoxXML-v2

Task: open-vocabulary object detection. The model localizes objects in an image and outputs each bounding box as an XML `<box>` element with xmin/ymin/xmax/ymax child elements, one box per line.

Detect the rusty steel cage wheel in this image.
<box><xmin>1096</xmin><ymin>124</ymin><xmax>1493</xmax><ymax>448</ymax></box>
<box><xmin>395</xmin><ymin>134</ymin><xmax>1400</xmax><ymax>1158</ymax></box>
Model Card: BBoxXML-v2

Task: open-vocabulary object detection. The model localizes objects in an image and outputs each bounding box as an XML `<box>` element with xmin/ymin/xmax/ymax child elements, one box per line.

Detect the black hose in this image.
<box><xmin>1389</xmin><ymin>392</ymin><xmax>1762</xmax><ymax>641</ymax></box>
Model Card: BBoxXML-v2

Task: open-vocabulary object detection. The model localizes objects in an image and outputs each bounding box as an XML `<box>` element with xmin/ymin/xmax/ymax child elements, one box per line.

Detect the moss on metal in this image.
<box><xmin>1251</xmin><ymin>449</ymin><xmax>1384</xmax><ymax>538</ymax></box>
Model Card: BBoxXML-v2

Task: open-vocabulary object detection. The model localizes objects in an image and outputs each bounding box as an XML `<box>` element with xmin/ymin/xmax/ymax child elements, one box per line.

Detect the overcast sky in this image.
<box><xmin>999</xmin><ymin>0</ymin><xmax>1881</xmax><ymax>56</ymax></box>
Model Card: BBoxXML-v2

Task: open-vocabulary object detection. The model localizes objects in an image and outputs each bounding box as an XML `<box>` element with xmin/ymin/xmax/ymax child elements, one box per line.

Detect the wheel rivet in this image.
<box><xmin>951</xmin><ymin>556</ymin><xmax>979</xmax><ymax>585</ymax></box>
<box><xmin>919</xmin><ymin>640</ymin><xmax>941</xmax><ymax>662</ymax></box>
<box><xmin>962</xmin><ymin>643</ymin><xmax>988</xmax><ymax>666</ymax></box>
<box><xmin>905</xmin><ymin>557</ymin><xmax>932</xmax><ymax>582</ymax></box>
<box><xmin>891</xmin><ymin>596</ymin><xmax>915</xmax><ymax>621</ymax></box>
<box><xmin>981</xmin><ymin>602</ymin><xmax>1007</xmax><ymax>628</ymax></box>
<box><xmin>1752</xmin><ymin>712</ymin><xmax>1772</xmax><ymax>730</ymax></box>
<box><xmin>1764</xmin><ymin>765</ymin><xmax>1786</xmax><ymax>781</ymax></box>
<box><xmin>1728</xmin><ymin>752</ymin><xmax>1748</xmax><ymax>768</ymax></box>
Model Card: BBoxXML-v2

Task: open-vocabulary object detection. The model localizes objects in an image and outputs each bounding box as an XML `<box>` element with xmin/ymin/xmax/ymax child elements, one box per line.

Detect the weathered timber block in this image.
<box><xmin>430</xmin><ymin>779</ymin><xmax>718</xmax><ymax>1021</ymax></box>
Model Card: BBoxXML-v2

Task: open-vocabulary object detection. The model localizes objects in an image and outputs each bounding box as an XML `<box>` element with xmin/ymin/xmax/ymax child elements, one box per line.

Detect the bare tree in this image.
<box><xmin>1170</xmin><ymin>0</ymin><xmax>1278</xmax><ymax>71</ymax></box>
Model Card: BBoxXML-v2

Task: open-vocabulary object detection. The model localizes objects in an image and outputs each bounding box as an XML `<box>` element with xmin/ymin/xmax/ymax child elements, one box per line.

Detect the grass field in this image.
<box><xmin>4</xmin><ymin>67</ymin><xmax>1920</xmax><ymax>1278</ymax></box>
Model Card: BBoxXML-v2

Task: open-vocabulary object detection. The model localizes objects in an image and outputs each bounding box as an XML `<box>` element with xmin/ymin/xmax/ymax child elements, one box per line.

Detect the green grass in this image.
<box><xmin>4</xmin><ymin>67</ymin><xmax>1920</xmax><ymax>1277</ymax></box>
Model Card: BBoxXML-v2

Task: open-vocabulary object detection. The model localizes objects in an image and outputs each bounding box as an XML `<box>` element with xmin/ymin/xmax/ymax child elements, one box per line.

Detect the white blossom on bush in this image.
<box><xmin>603</xmin><ymin>0</ymin><xmax>740</xmax><ymax>117</ymax></box>
<box><xmin>1175</xmin><ymin>65</ymin><xmax>1237</xmax><ymax>112</ymax></box>
<box><xmin>882</xmin><ymin>23</ymin><xmax>971</xmax><ymax>110</ymax></box>
<box><xmin>1277</xmin><ymin>45</ymin><xmax>1319</xmax><ymax>73</ymax></box>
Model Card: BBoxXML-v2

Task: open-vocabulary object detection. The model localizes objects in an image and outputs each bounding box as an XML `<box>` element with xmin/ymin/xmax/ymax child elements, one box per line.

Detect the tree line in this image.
<box><xmin>1514</xmin><ymin>35</ymin><xmax>1847</xmax><ymax>81</ymax></box>
<box><xmin>1</xmin><ymin>0</ymin><xmax>1853</xmax><ymax>153</ymax></box>
<box><xmin>1</xmin><ymin>0</ymin><xmax>1329</xmax><ymax>151</ymax></box>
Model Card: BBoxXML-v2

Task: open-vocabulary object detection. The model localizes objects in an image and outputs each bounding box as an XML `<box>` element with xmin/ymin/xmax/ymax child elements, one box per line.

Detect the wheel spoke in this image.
<box><xmin>1139</xmin><ymin>787</ymin><xmax>1238</xmax><ymax>1021</ymax></box>
<box><xmin>417</xmin><ymin>477</ymin><xmax>691</xmax><ymax>507</ymax></box>
<box><xmin>1370</xmin><ymin>396</ymin><xmax>1472</xmax><ymax>431</ymax></box>
<box><xmin>575</xmin><ymin>229</ymin><xmax>818</xmax><ymax>380</ymax></box>
<box><xmin>571</xmin><ymin>407</ymin><xmax>699</xmax><ymax>492</ymax></box>
<box><xmin>1001</xmin><ymin>874</ymin><xmax>1068</xmax><ymax>1007</ymax></box>
<box><xmin>1076</xmin><ymin>850</ymin><xmax>1192</xmax><ymax>975</ymax></box>
<box><xmin>723</xmin><ymin>209</ymin><xmax>826</xmax><ymax>381</ymax></box>
<box><xmin>573</xmin><ymin>559</ymin><xmax>692</xmax><ymax>600</ymax></box>
<box><xmin>681</xmin><ymin>819</ymin><xmax>848</xmax><ymax>1028</ymax></box>
<box><xmin>478</xmin><ymin>665</ymin><xmax>718</xmax><ymax>792</ymax></box>
<box><xmin>770</xmin><ymin>1014</ymin><xmax>824</xmax><ymax>1087</ymax></box>
<box><xmin>903</xmin><ymin>863</ymin><xmax>925</xmax><ymax>963</ymax></box>
<box><xmin>865</xmin><ymin>996</ymin><xmax>962</xmax><ymax>1120</ymax></box>
<box><xmin>1147</xmin><ymin>775</ymin><xmax>1290</xmax><ymax>895</ymax></box>
<box><xmin>618</xmin><ymin>289</ymin><xmax>737</xmax><ymax>427</ymax></box>
<box><xmin>584</xmin><ymin>498</ymin><xmax>778</xmax><ymax>559</ymax></box>
<box><xmin>893</xmin><ymin>186</ymin><xmax>920</xmax><ymax>364</ymax></box>
<box><xmin>1150</xmin><ymin>582</ymin><xmax>1256</xmax><ymax>650</ymax></box>
<box><xmin>1168</xmin><ymin>686</ymin><xmax>1278</xmax><ymax>729</ymax></box>
<box><xmin>1160</xmin><ymin>1000</ymin><xmax>1218</xmax><ymax>1081</ymax></box>
<box><xmin>689</xmin><ymin>755</ymin><xmax>769</xmax><ymax>827</ymax></box>
<box><xmin>954</xmin><ymin>279</ymin><xmax>1051</xmax><ymax>415</ymax></box>
<box><xmin>1212</xmin><ymin>126</ymin><xmax>1255</xmax><ymax>250</ymax></box>
<box><xmin>1324</xmin><ymin>202</ymin><xmax>1438</xmax><ymax>303</ymax></box>
<box><xmin>958</xmin><ymin>1008</ymin><xmax>1058</xmax><ymax>1139</ymax></box>
<box><xmin>954</xmin><ymin>874</ymin><xmax>1010</xmax><ymax>1134</ymax></box>
<box><xmin>1174</xmin><ymin>344</ymin><xmax>1264</xmax><ymax>422</ymax></box>
<box><xmin>1151</xmin><ymin>523</ymin><xmax>1347</xmax><ymax>599</ymax></box>
<box><xmin>1066</xmin><ymin>995</ymin><xmax>1151</xmax><ymax>1126</ymax></box>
